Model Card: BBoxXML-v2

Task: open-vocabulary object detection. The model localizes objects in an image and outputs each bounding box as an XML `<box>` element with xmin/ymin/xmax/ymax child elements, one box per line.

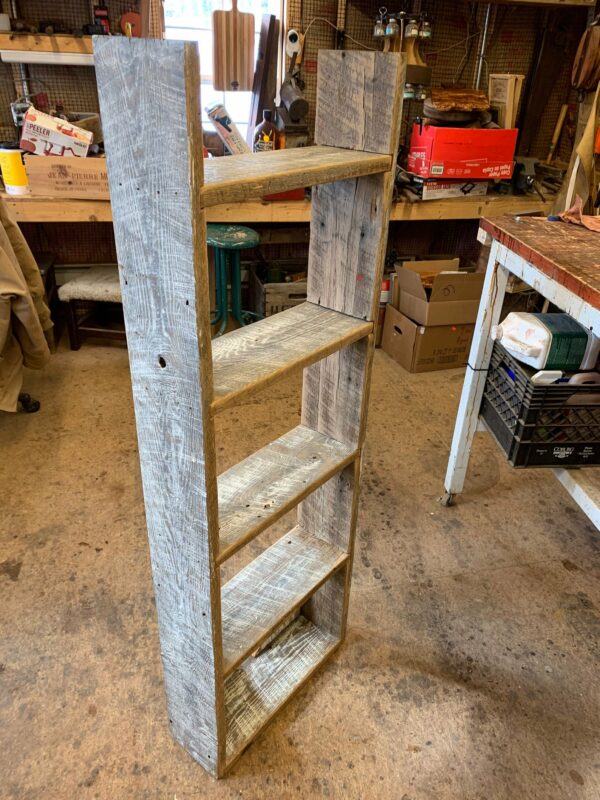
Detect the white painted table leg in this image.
<box><xmin>441</xmin><ymin>240</ymin><xmax>510</xmax><ymax>504</ymax></box>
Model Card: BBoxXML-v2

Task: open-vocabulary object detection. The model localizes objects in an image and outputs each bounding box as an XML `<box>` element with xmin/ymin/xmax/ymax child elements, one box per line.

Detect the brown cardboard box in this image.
<box><xmin>396</xmin><ymin>260</ymin><xmax>484</xmax><ymax>326</ymax></box>
<box><xmin>21</xmin><ymin>107</ymin><xmax>93</xmax><ymax>157</ymax></box>
<box><xmin>24</xmin><ymin>155</ymin><xmax>109</xmax><ymax>199</ymax></box>
<box><xmin>381</xmin><ymin>304</ymin><xmax>474</xmax><ymax>373</ymax></box>
<box><xmin>375</xmin><ymin>304</ymin><xmax>386</xmax><ymax>348</ymax></box>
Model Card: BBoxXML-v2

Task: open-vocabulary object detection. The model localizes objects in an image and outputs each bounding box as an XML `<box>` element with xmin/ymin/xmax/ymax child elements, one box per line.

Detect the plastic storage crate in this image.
<box><xmin>480</xmin><ymin>343</ymin><xmax>600</xmax><ymax>467</ymax></box>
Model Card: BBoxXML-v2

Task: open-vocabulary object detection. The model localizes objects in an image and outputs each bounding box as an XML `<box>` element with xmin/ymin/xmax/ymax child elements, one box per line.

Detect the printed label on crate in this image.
<box><xmin>552</xmin><ymin>447</ymin><xmax>575</xmax><ymax>460</ymax></box>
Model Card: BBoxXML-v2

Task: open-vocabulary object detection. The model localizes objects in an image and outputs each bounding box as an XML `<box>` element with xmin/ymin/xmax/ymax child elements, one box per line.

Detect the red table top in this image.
<box><xmin>481</xmin><ymin>215</ymin><xmax>600</xmax><ymax>311</ymax></box>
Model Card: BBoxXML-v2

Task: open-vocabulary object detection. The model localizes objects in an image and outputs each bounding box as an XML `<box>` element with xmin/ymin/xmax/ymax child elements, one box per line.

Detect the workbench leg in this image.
<box><xmin>441</xmin><ymin>241</ymin><xmax>509</xmax><ymax>505</ymax></box>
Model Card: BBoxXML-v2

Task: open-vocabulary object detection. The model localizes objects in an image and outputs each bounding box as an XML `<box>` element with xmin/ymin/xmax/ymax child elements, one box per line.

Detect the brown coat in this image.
<box><xmin>0</xmin><ymin>198</ymin><xmax>52</xmax><ymax>412</ymax></box>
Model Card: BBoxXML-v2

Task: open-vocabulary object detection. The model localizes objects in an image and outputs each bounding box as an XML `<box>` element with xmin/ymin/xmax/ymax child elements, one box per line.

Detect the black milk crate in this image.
<box><xmin>480</xmin><ymin>343</ymin><xmax>600</xmax><ymax>467</ymax></box>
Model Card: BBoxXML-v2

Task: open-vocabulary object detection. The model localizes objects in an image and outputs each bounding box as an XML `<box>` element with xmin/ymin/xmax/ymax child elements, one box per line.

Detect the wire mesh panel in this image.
<box><xmin>288</xmin><ymin>0</ymin><xmax>586</xmax><ymax>159</ymax></box>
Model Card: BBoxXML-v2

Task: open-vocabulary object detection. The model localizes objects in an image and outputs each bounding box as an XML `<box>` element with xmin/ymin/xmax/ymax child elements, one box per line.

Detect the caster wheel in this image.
<box><xmin>18</xmin><ymin>393</ymin><xmax>41</xmax><ymax>413</ymax></box>
<box><xmin>438</xmin><ymin>491</ymin><xmax>455</xmax><ymax>507</ymax></box>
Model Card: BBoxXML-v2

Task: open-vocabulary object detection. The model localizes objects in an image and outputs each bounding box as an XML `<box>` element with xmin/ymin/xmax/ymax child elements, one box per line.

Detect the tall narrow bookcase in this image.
<box><xmin>94</xmin><ymin>37</ymin><xmax>405</xmax><ymax>778</ymax></box>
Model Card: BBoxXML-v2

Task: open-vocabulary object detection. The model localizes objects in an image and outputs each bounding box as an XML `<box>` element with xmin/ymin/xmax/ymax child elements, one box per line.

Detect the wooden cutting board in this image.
<box><xmin>213</xmin><ymin>0</ymin><xmax>255</xmax><ymax>91</ymax></box>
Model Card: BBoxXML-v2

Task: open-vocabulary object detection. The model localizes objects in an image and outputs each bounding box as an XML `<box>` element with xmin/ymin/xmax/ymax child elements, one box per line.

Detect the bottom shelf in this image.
<box><xmin>224</xmin><ymin>615</ymin><xmax>339</xmax><ymax>764</ymax></box>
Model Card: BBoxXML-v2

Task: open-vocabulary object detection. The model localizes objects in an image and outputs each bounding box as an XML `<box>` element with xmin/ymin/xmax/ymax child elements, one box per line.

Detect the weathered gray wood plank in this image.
<box><xmin>300</xmin><ymin>52</ymin><xmax>406</xmax><ymax>653</ymax></box>
<box><xmin>218</xmin><ymin>425</ymin><xmax>356</xmax><ymax>562</ymax></box>
<box><xmin>314</xmin><ymin>51</ymin><xmax>405</xmax><ymax>155</ymax></box>
<box><xmin>308</xmin><ymin>175</ymin><xmax>391</xmax><ymax>321</ymax></box>
<box><xmin>211</xmin><ymin>302</ymin><xmax>371</xmax><ymax>412</ymax></box>
<box><xmin>94</xmin><ymin>37</ymin><xmax>224</xmax><ymax>776</ymax></box>
<box><xmin>224</xmin><ymin>616</ymin><xmax>338</xmax><ymax>764</ymax></box>
<box><xmin>202</xmin><ymin>146</ymin><xmax>391</xmax><ymax>206</ymax></box>
<box><xmin>221</xmin><ymin>526</ymin><xmax>347</xmax><ymax>675</ymax></box>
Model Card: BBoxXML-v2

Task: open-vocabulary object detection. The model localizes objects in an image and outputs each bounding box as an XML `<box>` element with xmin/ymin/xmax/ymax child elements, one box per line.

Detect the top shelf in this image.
<box><xmin>0</xmin><ymin>33</ymin><xmax>94</xmax><ymax>65</ymax></box>
<box><xmin>201</xmin><ymin>146</ymin><xmax>392</xmax><ymax>207</ymax></box>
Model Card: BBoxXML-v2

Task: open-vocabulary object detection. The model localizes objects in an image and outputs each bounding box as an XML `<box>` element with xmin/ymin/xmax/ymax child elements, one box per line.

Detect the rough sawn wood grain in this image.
<box><xmin>94</xmin><ymin>36</ymin><xmax>224</xmax><ymax>775</ymax></box>
<box><xmin>221</xmin><ymin>527</ymin><xmax>347</xmax><ymax>675</ymax></box>
<box><xmin>217</xmin><ymin>424</ymin><xmax>357</xmax><ymax>561</ymax></box>
<box><xmin>202</xmin><ymin>146</ymin><xmax>391</xmax><ymax>207</ymax></box>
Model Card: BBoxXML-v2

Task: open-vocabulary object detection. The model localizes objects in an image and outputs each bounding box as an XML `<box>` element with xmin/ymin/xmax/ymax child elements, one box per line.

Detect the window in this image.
<box><xmin>164</xmin><ymin>0</ymin><xmax>283</xmax><ymax>141</ymax></box>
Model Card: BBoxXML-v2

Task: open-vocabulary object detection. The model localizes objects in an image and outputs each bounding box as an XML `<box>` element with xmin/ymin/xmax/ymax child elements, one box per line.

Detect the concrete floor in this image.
<box><xmin>2</xmin><ymin>342</ymin><xmax>600</xmax><ymax>800</ymax></box>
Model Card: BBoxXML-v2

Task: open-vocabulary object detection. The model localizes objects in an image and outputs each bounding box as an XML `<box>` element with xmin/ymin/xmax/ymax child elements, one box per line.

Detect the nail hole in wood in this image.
<box><xmin>158</xmin><ymin>356</ymin><xmax>166</xmax><ymax>368</ymax></box>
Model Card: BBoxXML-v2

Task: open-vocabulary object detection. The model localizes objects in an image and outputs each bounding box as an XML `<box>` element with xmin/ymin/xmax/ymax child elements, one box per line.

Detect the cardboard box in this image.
<box><xmin>416</xmin><ymin>178</ymin><xmax>489</xmax><ymax>200</ymax></box>
<box><xmin>20</xmin><ymin>107</ymin><xmax>93</xmax><ymax>157</ymax></box>
<box><xmin>382</xmin><ymin>304</ymin><xmax>474</xmax><ymax>373</ymax></box>
<box><xmin>252</xmin><ymin>273</ymin><xmax>307</xmax><ymax>317</ymax></box>
<box><xmin>396</xmin><ymin>260</ymin><xmax>484</xmax><ymax>326</ymax></box>
<box><xmin>407</xmin><ymin>123</ymin><xmax>518</xmax><ymax>179</ymax></box>
<box><xmin>24</xmin><ymin>155</ymin><xmax>108</xmax><ymax>199</ymax></box>
<box><xmin>488</xmin><ymin>74</ymin><xmax>524</xmax><ymax>129</ymax></box>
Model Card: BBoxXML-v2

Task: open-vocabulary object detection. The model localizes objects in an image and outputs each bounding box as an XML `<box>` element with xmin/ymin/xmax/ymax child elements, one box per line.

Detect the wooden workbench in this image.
<box><xmin>1</xmin><ymin>193</ymin><xmax>552</xmax><ymax>224</ymax></box>
<box><xmin>442</xmin><ymin>215</ymin><xmax>600</xmax><ymax>529</ymax></box>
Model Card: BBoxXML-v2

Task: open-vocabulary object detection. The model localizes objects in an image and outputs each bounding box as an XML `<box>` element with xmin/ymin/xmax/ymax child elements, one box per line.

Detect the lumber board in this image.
<box><xmin>217</xmin><ymin>425</ymin><xmax>357</xmax><ymax>562</ymax></box>
<box><xmin>0</xmin><ymin>194</ymin><xmax>552</xmax><ymax>224</ymax></box>
<box><xmin>308</xmin><ymin>174</ymin><xmax>388</xmax><ymax>321</ymax></box>
<box><xmin>94</xmin><ymin>37</ymin><xmax>224</xmax><ymax>775</ymax></box>
<box><xmin>211</xmin><ymin>302</ymin><xmax>372</xmax><ymax>412</ymax></box>
<box><xmin>300</xmin><ymin>52</ymin><xmax>406</xmax><ymax>652</ymax></box>
<box><xmin>314</xmin><ymin>51</ymin><xmax>403</xmax><ymax>155</ymax></box>
<box><xmin>224</xmin><ymin>615</ymin><xmax>338</xmax><ymax>764</ymax></box>
<box><xmin>0</xmin><ymin>33</ymin><xmax>93</xmax><ymax>54</ymax></box>
<box><xmin>221</xmin><ymin>527</ymin><xmax>347</xmax><ymax>675</ymax></box>
<box><xmin>201</xmin><ymin>146</ymin><xmax>392</xmax><ymax>207</ymax></box>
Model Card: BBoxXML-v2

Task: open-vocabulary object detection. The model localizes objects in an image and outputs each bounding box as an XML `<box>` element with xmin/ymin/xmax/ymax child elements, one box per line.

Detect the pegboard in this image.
<box><xmin>0</xmin><ymin>1</ymin><xmax>164</xmax><ymax>143</ymax></box>
<box><xmin>288</xmin><ymin>0</ymin><xmax>588</xmax><ymax>161</ymax></box>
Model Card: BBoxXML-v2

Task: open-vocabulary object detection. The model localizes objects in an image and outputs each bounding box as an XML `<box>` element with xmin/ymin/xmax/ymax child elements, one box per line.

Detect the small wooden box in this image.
<box><xmin>24</xmin><ymin>155</ymin><xmax>109</xmax><ymax>199</ymax></box>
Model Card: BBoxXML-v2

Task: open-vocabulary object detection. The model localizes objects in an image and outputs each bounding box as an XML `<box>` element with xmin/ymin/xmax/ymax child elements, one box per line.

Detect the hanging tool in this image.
<box><xmin>212</xmin><ymin>0</ymin><xmax>255</xmax><ymax>91</ymax></box>
<box><xmin>546</xmin><ymin>103</ymin><xmax>569</xmax><ymax>163</ymax></box>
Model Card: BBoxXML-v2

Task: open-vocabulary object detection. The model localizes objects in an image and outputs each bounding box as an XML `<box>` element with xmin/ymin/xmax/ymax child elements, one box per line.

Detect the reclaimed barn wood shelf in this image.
<box><xmin>217</xmin><ymin>425</ymin><xmax>357</xmax><ymax>562</ymax></box>
<box><xmin>211</xmin><ymin>303</ymin><xmax>372</xmax><ymax>412</ymax></box>
<box><xmin>95</xmin><ymin>36</ymin><xmax>405</xmax><ymax>777</ymax></box>
<box><xmin>224</xmin><ymin>615</ymin><xmax>338</xmax><ymax>765</ymax></box>
<box><xmin>221</xmin><ymin>527</ymin><xmax>348</xmax><ymax>675</ymax></box>
<box><xmin>201</xmin><ymin>146</ymin><xmax>392</xmax><ymax>206</ymax></box>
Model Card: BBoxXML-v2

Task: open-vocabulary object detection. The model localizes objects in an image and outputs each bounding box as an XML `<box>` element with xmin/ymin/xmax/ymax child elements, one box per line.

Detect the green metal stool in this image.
<box><xmin>207</xmin><ymin>224</ymin><xmax>262</xmax><ymax>336</ymax></box>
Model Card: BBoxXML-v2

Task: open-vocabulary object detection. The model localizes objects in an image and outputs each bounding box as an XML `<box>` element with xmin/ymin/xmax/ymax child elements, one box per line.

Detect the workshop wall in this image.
<box><xmin>287</xmin><ymin>0</ymin><xmax>588</xmax><ymax>162</ymax></box>
<box><xmin>0</xmin><ymin>1</ymin><xmax>163</xmax><ymax>142</ymax></box>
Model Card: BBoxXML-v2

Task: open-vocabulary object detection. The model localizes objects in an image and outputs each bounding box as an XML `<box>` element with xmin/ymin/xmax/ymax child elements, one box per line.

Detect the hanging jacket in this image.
<box><xmin>0</xmin><ymin>198</ymin><xmax>52</xmax><ymax>412</ymax></box>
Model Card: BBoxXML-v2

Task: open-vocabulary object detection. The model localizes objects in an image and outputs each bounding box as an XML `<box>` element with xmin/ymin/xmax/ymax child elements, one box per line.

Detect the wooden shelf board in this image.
<box><xmin>201</xmin><ymin>145</ymin><xmax>392</xmax><ymax>207</ymax></box>
<box><xmin>218</xmin><ymin>425</ymin><xmax>357</xmax><ymax>563</ymax></box>
<box><xmin>211</xmin><ymin>302</ymin><xmax>372</xmax><ymax>413</ymax></box>
<box><xmin>0</xmin><ymin>33</ymin><xmax>93</xmax><ymax>54</ymax></box>
<box><xmin>1</xmin><ymin>193</ymin><xmax>552</xmax><ymax>224</ymax></box>
<box><xmin>221</xmin><ymin>526</ymin><xmax>347</xmax><ymax>676</ymax></box>
<box><xmin>224</xmin><ymin>614</ymin><xmax>339</xmax><ymax>764</ymax></box>
<box><xmin>472</xmin><ymin>0</ymin><xmax>593</xmax><ymax>4</ymax></box>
